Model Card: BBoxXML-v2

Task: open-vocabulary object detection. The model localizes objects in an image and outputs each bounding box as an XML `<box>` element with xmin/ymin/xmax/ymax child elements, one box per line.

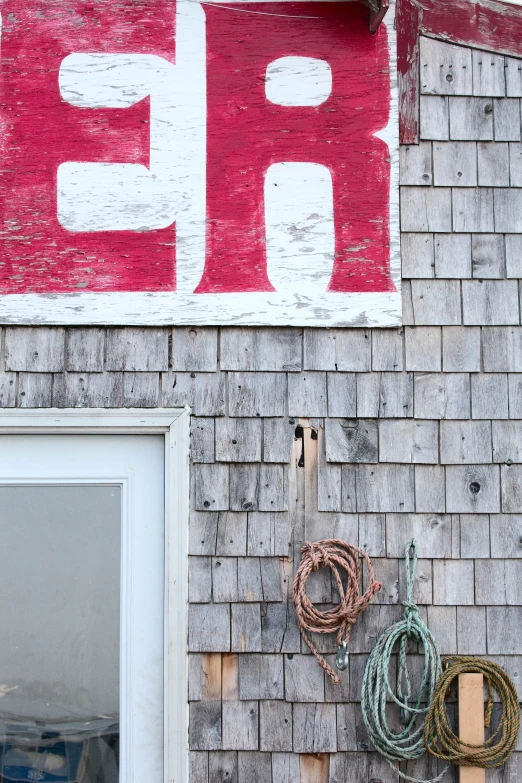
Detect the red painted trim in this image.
<box><xmin>397</xmin><ymin>0</ymin><xmax>522</xmax><ymax>144</ymax></box>
<box><xmin>397</xmin><ymin>0</ymin><xmax>420</xmax><ymax>144</ymax></box>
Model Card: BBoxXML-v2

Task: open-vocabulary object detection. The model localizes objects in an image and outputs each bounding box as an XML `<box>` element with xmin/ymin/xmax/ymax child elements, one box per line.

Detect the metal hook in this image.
<box><xmin>336</xmin><ymin>640</ymin><xmax>349</xmax><ymax>672</ymax></box>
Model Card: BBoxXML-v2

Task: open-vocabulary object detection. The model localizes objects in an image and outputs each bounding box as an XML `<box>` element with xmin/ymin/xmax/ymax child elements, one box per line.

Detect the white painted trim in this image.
<box><xmin>0</xmin><ymin>408</ymin><xmax>191</xmax><ymax>783</ymax></box>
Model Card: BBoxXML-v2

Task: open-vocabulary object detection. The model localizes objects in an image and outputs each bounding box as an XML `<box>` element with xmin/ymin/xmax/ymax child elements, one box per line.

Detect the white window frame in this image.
<box><xmin>0</xmin><ymin>406</ymin><xmax>190</xmax><ymax>783</ymax></box>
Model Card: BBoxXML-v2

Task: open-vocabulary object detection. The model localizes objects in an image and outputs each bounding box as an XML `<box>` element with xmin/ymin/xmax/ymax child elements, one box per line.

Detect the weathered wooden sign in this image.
<box><xmin>0</xmin><ymin>0</ymin><xmax>399</xmax><ymax>326</ymax></box>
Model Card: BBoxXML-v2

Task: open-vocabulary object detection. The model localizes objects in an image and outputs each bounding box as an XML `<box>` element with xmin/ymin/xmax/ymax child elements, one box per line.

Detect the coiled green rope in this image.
<box><xmin>361</xmin><ymin>540</ymin><xmax>447</xmax><ymax>783</ymax></box>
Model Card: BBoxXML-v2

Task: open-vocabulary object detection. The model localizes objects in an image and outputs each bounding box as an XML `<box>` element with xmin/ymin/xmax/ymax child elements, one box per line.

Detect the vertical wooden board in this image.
<box><xmin>299</xmin><ymin>752</ymin><xmax>329</xmax><ymax>783</ymax></box>
<box><xmin>222</xmin><ymin>654</ymin><xmax>239</xmax><ymax>701</ymax></box>
<box><xmin>459</xmin><ymin>674</ymin><xmax>486</xmax><ymax>783</ymax></box>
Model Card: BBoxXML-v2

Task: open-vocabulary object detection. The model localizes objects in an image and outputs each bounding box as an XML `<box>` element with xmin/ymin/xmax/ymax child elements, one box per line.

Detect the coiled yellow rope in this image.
<box><xmin>424</xmin><ymin>657</ymin><xmax>520</xmax><ymax>768</ymax></box>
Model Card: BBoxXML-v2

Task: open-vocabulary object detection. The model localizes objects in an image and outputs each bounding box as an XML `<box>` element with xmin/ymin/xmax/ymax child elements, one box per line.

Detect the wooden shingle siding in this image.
<box><xmin>2</xmin><ymin>34</ymin><xmax>522</xmax><ymax>780</ymax></box>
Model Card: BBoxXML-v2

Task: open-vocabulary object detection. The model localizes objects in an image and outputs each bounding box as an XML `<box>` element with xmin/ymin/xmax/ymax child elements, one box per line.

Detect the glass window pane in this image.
<box><xmin>0</xmin><ymin>484</ymin><xmax>121</xmax><ymax>783</ymax></box>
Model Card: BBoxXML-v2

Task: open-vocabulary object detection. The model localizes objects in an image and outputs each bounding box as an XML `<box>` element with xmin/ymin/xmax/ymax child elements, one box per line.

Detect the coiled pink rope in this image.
<box><xmin>293</xmin><ymin>539</ymin><xmax>382</xmax><ymax>683</ymax></box>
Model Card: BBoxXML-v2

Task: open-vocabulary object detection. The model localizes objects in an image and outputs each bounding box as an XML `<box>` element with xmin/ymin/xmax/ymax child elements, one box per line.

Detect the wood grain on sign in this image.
<box><xmin>458</xmin><ymin>674</ymin><xmax>486</xmax><ymax>783</ymax></box>
<box><xmin>0</xmin><ymin>0</ymin><xmax>400</xmax><ymax>326</ymax></box>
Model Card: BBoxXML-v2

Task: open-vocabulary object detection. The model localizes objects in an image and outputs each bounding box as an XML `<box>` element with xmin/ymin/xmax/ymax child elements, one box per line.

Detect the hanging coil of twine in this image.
<box><xmin>292</xmin><ymin>539</ymin><xmax>382</xmax><ymax>683</ymax></box>
<box><xmin>361</xmin><ymin>540</ymin><xmax>446</xmax><ymax>783</ymax></box>
<box><xmin>424</xmin><ymin>656</ymin><xmax>520</xmax><ymax>769</ymax></box>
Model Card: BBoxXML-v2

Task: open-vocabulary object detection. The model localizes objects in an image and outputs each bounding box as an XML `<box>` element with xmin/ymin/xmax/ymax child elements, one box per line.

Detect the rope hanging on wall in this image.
<box><xmin>292</xmin><ymin>539</ymin><xmax>382</xmax><ymax>683</ymax></box>
<box><xmin>424</xmin><ymin>657</ymin><xmax>520</xmax><ymax>769</ymax></box>
<box><xmin>361</xmin><ymin>540</ymin><xmax>447</xmax><ymax>783</ymax></box>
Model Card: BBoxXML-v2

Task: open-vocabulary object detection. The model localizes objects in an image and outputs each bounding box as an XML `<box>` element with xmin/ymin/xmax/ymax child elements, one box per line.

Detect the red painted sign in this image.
<box><xmin>0</xmin><ymin>0</ymin><xmax>399</xmax><ymax>325</ymax></box>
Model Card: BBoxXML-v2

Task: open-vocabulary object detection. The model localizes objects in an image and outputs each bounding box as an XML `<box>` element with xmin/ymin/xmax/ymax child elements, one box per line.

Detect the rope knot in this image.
<box><xmin>403</xmin><ymin>600</ymin><xmax>420</xmax><ymax>636</ymax></box>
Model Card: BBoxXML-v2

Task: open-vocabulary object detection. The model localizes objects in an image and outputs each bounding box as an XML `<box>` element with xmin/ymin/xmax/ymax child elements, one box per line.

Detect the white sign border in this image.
<box><xmin>0</xmin><ymin>0</ymin><xmax>400</xmax><ymax>328</ymax></box>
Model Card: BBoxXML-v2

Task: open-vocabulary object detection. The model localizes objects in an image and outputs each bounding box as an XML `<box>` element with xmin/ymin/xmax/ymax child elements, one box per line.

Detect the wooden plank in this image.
<box><xmin>288</xmin><ymin>373</ymin><xmax>328</xmax><ymax>418</ymax></box>
<box><xmin>450</xmin><ymin>98</ymin><xmax>494</xmax><ymax>141</ymax></box>
<box><xmin>356</xmin><ymin>464</ymin><xmax>415</xmax><ymax>512</ymax></box>
<box><xmin>397</xmin><ymin>0</ymin><xmax>421</xmax><ymax>144</ymax></box>
<box><xmin>196</xmin><ymin>464</ymin><xmax>229</xmax><ymax>511</ymax></box>
<box><xmin>401</xmin><ymin>187</ymin><xmax>452</xmax><ymax>232</ymax></box>
<box><xmin>414</xmin><ymin>373</ymin><xmax>471</xmax><ymax>419</ymax></box>
<box><xmin>471</xmin><ymin>234</ymin><xmax>505</xmax><ymax>277</ymax></box>
<box><xmin>228</xmin><ymin>372</ymin><xmax>285</xmax><ymax>418</ymax></box>
<box><xmin>420</xmin><ymin>37</ymin><xmax>473</xmax><ymax>96</ymax></box>
<box><xmin>379</xmin><ymin>372</ymin><xmax>414</xmax><ymax>417</ymax></box>
<box><xmin>440</xmin><ymin>420</ymin><xmax>492</xmax><ymax>465</ymax></box>
<box><xmin>189</xmin><ymin>556</ymin><xmax>213</xmax><ymax>603</ymax></box>
<box><xmin>380</xmin><ymin>419</ymin><xmax>439</xmax><ymax>464</ymax></box>
<box><xmin>433</xmin><ymin>560</ymin><xmax>475</xmax><ymax>605</ymax></box>
<box><xmin>460</xmin><ymin>514</ymin><xmax>490</xmax><ymax>558</ymax></box>
<box><xmin>415</xmin><ymin>465</ymin><xmax>446</xmax><ymax>513</ymax></box>
<box><xmin>201</xmin><ymin>653</ymin><xmax>223</xmax><ymax>701</ymax></box>
<box><xmin>317</xmin><ymin>427</ymin><xmax>342</xmax><ymax>511</ymax></box>
<box><xmin>215</xmin><ymin>418</ymin><xmax>263</xmax><ymax>463</ymax></box>
<box><xmin>299</xmin><ymin>751</ymin><xmax>330</xmax><ymax>781</ymax></box>
<box><xmin>192</xmin><ymin>418</ymin><xmax>216</xmax><ymax>464</ymax></box>
<box><xmin>122</xmin><ymin>372</ymin><xmax>159</xmax><ymax>407</ymax></box>
<box><xmin>189</xmin><ymin>604</ymin><xmax>231</xmax><ymax>653</ymax></box>
<box><xmin>222</xmin><ymin>701</ymin><xmax>259</xmax><ymax>751</ymax></box>
<box><xmin>400</xmin><ymin>141</ymin><xmax>433</xmax><ymax>185</ymax></box>
<box><xmin>453</xmin><ymin>188</ymin><xmax>494</xmax><ymax>233</ymax></box>
<box><xmin>294</xmin><ymin>704</ymin><xmax>337</xmax><ymax>754</ymax></box>
<box><xmin>420</xmin><ymin>95</ymin><xmax>450</xmax><ymax>141</ymax></box>
<box><xmin>172</xmin><ymin>327</ymin><xmax>218</xmax><ymax>372</ymax></box>
<box><xmin>258</xmin><ymin>464</ymin><xmax>287</xmax><ymax>512</ymax></box>
<box><xmin>303</xmin><ymin>328</ymin><xmax>371</xmax><ymax>372</ymax></box>
<box><xmin>221</xmin><ymin>328</ymin><xmax>301</xmax><ymax>372</ymax></box>
<box><xmin>325</xmin><ymin>418</ymin><xmax>378</xmax><ymax>463</ymax></box>
<box><xmin>443</xmin><ymin>327</ymin><xmax>481</xmax><ymax>372</ymax></box>
<box><xmin>400</xmin><ymin>233</ymin><xmax>434</xmax><ymax>279</ymax></box>
<box><xmin>386</xmin><ymin>513</ymin><xmax>452</xmax><ymax>557</ymax></box>
<box><xmin>494</xmin><ymin>98</ymin><xmax>521</xmax><ymax>141</ymax></box>
<box><xmin>18</xmin><ymin>373</ymin><xmax>52</xmax><ymax>408</ymax></box>
<box><xmin>433</xmin><ymin>141</ymin><xmax>477</xmax><ymax>186</ymax></box>
<box><xmin>405</xmin><ymin>327</ymin><xmax>441</xmax><ymax>371</ymax></box>
<box><xmin>478</xmin><ymin>142</ymin><xmax>509</xmax><ymax>187</ymax></box>
<box><xmin>457</xmin><ymin>607</ymin><xmax>487</xmax><ymax>655</ymax></box>
<box><xmin>501</xmin><ymin>464</ymin><xmax>522</xmax><ymax>512</ymax></box>
<box><xmin>459</xmin><ymin>674</ymin><xmax>486</xmax><ymax>783</ymax></box>
<box><xmin>238</xmin><ymin>655</ymin><xmax>284</xmax><ymax>700</ymax></box>
<box><xmin>231</xmin><ymin>604</ymin><xmax>262</xmax><ymax>653</ymax></box>
<box><xmin>161</xmin><ymin>371</ymin><xmax>225</xmax><ymax>415</ymax></box>
<box><xmin>216</xmin><ymin>512</ymin><xmax>247</xmax><ymax>557</ymax></box>
<box><xmin>462</xmin><ymin>281</ymin><xmax>519</xmax><ymax>326</ymax></box>
<box><xmin>66</xmin><ymin>328</ymin><xmax>104</xmax><ymax>372</ymax></box>
<box><xmin>326</xmin><ymin>373</ymin><xmax>357</xmax><ymax>417</ymax></box>
<box><xmin>229</xmin><ymin>464</ymin><xmax>259</xmax><ymax>512</ymax></box>
<box><xmin>222</xmin><ymin>654</ymin><xmax>239</xmax><ymax>701</ymax></box>
<box><xmin>472</xmin><ymin>50</ymin><xmax>505</xmax><ymax>97</ymax></box>
<box><xmin>212</xmin><ymin>557</ymin><xmax>239</xmax><ymax>602</ymax></box>
<box><xmin>445</xmin><ymin>465</ymin><xmax>500</xmax><ymax>514</ymax></box>
<box><xmin>411</xmin><ymin>281</ymin><xmax>461</xmax><ymax>326</ymax></box>
<box><xmin>435</xmin><ymin>234</ymin><xmax>472</xmax><ymax>279</ymax></box>
<box><xmin>259</xmin><ymin>700</ymin><xmax>293</xmax><ymax>752</ymax></box>
<box><xmin>5</xmin><ymin>327</ymin><xmax>65</xmax><ymax>372</ymax></box>
<box><xmin>189</xmin><ymin>702</ymin><xmax>222</xmax><ymax>751</ymax></box>
<box><xmin>209</xmin><ymin>752</ymin><xmax>238</xmax><ymax>783</ymax></box>
<box><xmin>263</xmin><ymin>418</ymin><xmax>294</xmax><ymax>463</ymax></box>
<box><xmin>372</xmin><ymin>329</ymin><xmax>404</xmax><ymax>371</ymax></box>
<box><xmin>105</xmin><ymin>328</ymin><xmax>168</xmax><ymax>371</ymax></box>
<box><xmin>473</xmin><ymin>375</ymin><xmax>508</xmax><ymax>420</ymax></box>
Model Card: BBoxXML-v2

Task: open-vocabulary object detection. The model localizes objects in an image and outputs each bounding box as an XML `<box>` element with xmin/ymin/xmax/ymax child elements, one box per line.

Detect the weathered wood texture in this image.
<box><xmin>2</xmin><ymin>30</ymin><xmax>522</xmax><ymax>783</ymax></box>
